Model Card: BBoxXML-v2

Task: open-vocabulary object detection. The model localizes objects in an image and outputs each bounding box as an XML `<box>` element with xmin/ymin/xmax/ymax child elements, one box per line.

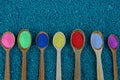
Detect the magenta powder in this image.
<box><xmin>108</xmin><ymin>34</ymin><xmax>119</xmax><ymax>49</ymax></box>
<box><xmin>1</xmin><ymin>32</ymin><xmax>15</xmax><ymax>49</ymax></box>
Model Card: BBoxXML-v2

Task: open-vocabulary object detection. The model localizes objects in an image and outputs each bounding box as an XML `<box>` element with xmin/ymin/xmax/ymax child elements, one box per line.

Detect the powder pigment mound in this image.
<box><xmin>91</xmin><ymin>34</ymin><xmax>103</xmax><ymax>49</ymax></box>
<box><xmin>53</xmin><ymin>32</ymin><xmax>66</xmax><ymax>49</ymax></box>
<box><xmin>36</xmin><ymin>33</ymin><xmax>49</xmax><ymax>48</ymax></box>
<box><xmin>108</xmin><ymin>34</ymin><xmax>119</xmax><ymax>49</ymax></box>
<box><xmin>1</xmin><ymin>32</ymin><xmax>15</xmax><ymax>49</ymax></box>
<box><xmin>71</xmin><ymin>31</ymin><xmax>84</xmax><ymax>49</ymax></box>
<box><xmin>18</xmin><ymin>31</ymin><xmax>32</xmax><ymax>49</ymax></box>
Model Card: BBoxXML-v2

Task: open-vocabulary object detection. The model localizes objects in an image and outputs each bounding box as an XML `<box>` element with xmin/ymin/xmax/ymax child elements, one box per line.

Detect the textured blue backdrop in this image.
<box><xmin>0</xmin><ymin>0</ymin><xmax>120</xmax><ymax>80</ymax></box>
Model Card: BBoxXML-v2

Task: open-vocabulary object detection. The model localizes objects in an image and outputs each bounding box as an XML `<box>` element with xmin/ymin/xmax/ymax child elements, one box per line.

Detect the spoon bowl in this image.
<box><xmin>71</xmin><ymin>29</ymin><xmax>85</xmax><ymax>52</ymax></box>
<box><xmin>91</xmin><ymin>31</ymin><xmax>104</xmax><ymax>51</ymax></box>
<box><xmin>53</xmin><ymin>32</ymin><xmax>66</xmax><ymax>50</ymax></box>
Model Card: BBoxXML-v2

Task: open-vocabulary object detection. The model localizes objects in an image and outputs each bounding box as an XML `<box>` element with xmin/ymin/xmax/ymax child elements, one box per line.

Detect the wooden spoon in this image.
<box><xmin>90</xmin><ymin>31</ymin><xmax>104</xmax><ymax>80</ymax></box>
<box><xmin>108</xmin><ymin>34</ymin><xmax>119</xmax><ymax>80</ymax></box>
<box><xmin>70</xmin><ymin>29</ymin><xmax>85</xmax><ymax>80</ymax></box>
<box><xmin>53</xmin><ymin>32</ymin><xmax>66</xmax><ymax>80</ymax></box>
<box><xmin>36</xmin><ymin>32</ymin><xmax>49</xmax><ymax>80</ymax></box>
<box><xmin>17</xmin><ymin>30</ymin><xmax>32</xmax><ymax>80</ymax></box>
<box><xmin>1</xmin><ymin>32</ymin><xmax>15</xmax><ymax>80</ymax></box>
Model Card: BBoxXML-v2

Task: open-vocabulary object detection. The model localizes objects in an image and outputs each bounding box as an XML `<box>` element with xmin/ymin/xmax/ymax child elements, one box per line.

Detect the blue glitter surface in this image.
<box><xmin>0</xmin><ymin>0</ymin><xmax>120</xmax><ymax>80</ymax></box>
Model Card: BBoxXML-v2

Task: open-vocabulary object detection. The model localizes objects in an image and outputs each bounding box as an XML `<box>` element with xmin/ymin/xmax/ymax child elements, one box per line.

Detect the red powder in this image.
<box><xmin>71</xmin><ymin>31</ymin><xmax>84</xmax><ymax>49</ymax></box>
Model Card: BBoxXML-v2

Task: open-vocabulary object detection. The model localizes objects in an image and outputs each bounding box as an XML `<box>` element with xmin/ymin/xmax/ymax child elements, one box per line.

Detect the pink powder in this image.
<box><xmin>108</xmin><ymin>34</ymin><xmax>119</xmax><ymax>49</ymax></box>
<box><xmin>1</xmin><ymin>32</ymin><xmax>15</xmax><ymax>49</ymax></box>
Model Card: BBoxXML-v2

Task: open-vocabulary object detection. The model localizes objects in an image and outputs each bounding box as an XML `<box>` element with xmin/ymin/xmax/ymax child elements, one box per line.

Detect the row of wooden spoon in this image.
<box><xmin>0</xmin><ymin>29</ymin><xmax>118</xmax><ymax>80</ymax></box>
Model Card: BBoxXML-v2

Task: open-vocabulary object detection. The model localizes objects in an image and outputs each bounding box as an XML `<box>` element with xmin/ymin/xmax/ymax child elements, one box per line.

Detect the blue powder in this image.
<box><xmin>36</xmin><ymin>33</ymin><xmax>49</xmax><ymax>48</ymax></box>
<box><xmin>91</xmin><ymin>34</ymin><xmax>103</xmax><ymax>49</ymax></box>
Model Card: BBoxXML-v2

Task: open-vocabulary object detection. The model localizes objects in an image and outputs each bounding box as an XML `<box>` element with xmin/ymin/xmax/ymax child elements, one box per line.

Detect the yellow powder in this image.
<box><xmin>53</xmin><ymin>32</ymin><xmax>66</xmax><ymax>48</ymax></box>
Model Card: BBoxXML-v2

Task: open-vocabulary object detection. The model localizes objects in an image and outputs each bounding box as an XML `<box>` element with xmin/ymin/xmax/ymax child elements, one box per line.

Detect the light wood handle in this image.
<box><xmin>96</xmin><ymin>54</ymin><xmax>104</xmax><ymax>80</ymax></box>
<box><xmin>39</xmin><ymin>50</ymin><xmax>45</xmax><ymax>80</ymax></box>
<box><xmin>74</xmin><ymin>53</ymin><xmax>80</xmax><ymax>80</ymax></box>
<box><xmin>56</xmin><ymin>49</ymin><xmax>61</xmax><ymax>80</ymax></box>
<box><xmin>112</xmin><ymin>50</ymin><xmax>118</xmax><ymax>80</ymax></box>
<box><xmin>22</xmin><ymin>51</ymin><xmax>27</xmax><ymax>80</ymax></box>
<box><xmin>5</xmin><ymin>50</ymin><xmax>10</xmax><ymax>80</ymax></box>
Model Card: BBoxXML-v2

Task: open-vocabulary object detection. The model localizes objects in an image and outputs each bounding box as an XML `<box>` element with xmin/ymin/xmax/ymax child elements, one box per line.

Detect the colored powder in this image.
<box><xmin>18</xmin><ymin>31</ymin><xmax>31</xmax><ymax>49</ymax></box>
<box><xmin>1</xmin><ymin>32</ymin><xmax>15</xmax><ymax>49</ymax></box>
<box><xmin>108</xmin><ymin>35</ymin><xmax>118</xmax><ymax>49</ymax></box>
<box><xmin>36</xmin><ymin>33</ymin><xmax>49</xmax><ymax>48</ymax></box>
<box><xmin>91</xmin><ymin>34</ymin><xmax>102</xmax><ymax>49</ymax></box>
<box><xmin>71</xmin><ymin>31</ymin><xmax>84</xmax><ymax>49</ymax></box>
<box><xmin>53</xmin><ymin>32</ymin><xmax>66</xmax><ymax>48</ymax></box>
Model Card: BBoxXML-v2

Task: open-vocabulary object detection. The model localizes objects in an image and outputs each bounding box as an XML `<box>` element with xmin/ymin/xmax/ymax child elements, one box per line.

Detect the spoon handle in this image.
<box><xmin>5</xmin><ymin>49</ymin><xmax>10</xmax><ymax>80</ymax></box>
<box><xmin>96</xmin><ymin>54</ymin><xmax>104</xmax><ymax>80</ymax></box>
<box><xmin>39</xmin><ymin>50</ymin><xmax>45</xmax><ymax>80</ymax></box>
<box><xmin>56</xmin><ymin>49</ymin><xmax>61</xmax><ymax>80</ymax></box>
<box><xmin>22</xmin><ymin>51</ymin><xmax>27</xmax><ymax>80</ymax></box>
<box><xmin>74</xmin><ymin>53</ymin><xmax>80</xmax><ymax>80</ymax></box>
<box><xmin>112</xmin><ymin>50</ymin><xmax>118</xmax><ymax>80</ymax></box>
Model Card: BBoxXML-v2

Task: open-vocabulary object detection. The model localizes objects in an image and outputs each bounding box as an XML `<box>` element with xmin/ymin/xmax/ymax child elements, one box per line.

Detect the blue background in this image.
<box><xmin>0</xmin><ymin>0</ymin><xmax>120</xmax><ymax>80</ymax></box>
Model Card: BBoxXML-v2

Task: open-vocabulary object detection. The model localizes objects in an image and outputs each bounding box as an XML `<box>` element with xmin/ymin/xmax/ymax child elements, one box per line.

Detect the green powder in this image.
<box><xmin>18</xmin><ymin>31</ymin><xmax>31</xmax><ymax>49</ymax></box>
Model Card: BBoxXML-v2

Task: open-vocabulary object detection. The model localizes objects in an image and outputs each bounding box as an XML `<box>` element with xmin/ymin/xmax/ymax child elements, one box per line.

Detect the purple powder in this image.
<box><xmin>108</xmin><ymin>34</ymin><xmax>119</xmax><ymax>49</ymax></box>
